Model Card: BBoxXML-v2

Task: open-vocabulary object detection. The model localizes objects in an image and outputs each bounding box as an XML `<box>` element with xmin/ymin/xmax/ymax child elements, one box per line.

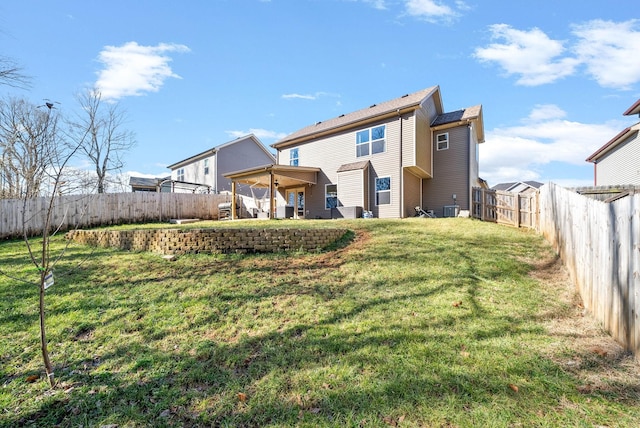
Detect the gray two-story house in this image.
<box><xmin>225</xmin><ymin>86</ymin><xmax>484</xmax><ymax>219</ymax></box>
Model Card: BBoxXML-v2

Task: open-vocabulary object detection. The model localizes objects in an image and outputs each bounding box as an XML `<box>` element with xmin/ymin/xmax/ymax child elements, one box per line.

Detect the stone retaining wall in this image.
<box><xmin>65</xmin><ymin>228</ymin><xmax>349</xmax><ymax>255</ymax></box>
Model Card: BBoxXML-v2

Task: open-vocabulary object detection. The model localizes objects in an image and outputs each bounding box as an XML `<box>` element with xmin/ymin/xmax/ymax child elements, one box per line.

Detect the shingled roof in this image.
<box><xmin>431</xmin><ymin>105</ymin><xmax>482</xmax><ymax>126</ymax></box>
<box><xmin>273</xmin><ymin>86</ymin><xmax>441</xmax><ymax>148</ymax></box>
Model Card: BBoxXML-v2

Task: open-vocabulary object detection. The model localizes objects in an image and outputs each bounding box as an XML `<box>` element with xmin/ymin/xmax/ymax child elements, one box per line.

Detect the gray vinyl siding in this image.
<box><xmin>279</xmin><ymin>117</ymin><xmax>403</xmax><ymax>218</ymax></box>
<box><xmin>216</xmin><ymin>138</ymin><xmax>275</xmax><ymax>195</ymax></box>
<box><xmin>596</xmin><ymin>131</ymin><xmax>640</xmax><ymax>185</ymax></box>
<box><xmin>422</xmin><ymin>125</ymin><xmax>470</xmax><ymax>216</ymax></box>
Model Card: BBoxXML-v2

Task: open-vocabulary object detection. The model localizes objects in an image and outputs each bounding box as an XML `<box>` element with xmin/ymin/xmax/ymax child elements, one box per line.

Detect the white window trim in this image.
<box><xmin>375</xmin><ymin>176</ymin><xmax>391</xmax><ymax>206</ymax></box>
<box><xmin>356</xmin><ymin>125</ymin><xmax>386</xmax><ymax>158</ymax></box>
<box><xmin>204</xmin><ymin>159</ymin><xmax>210</xmax><ymax>175</ymax></box>
<box><xmin>325</xmin><ymin>183</ymin><xmax>338</xmax><ymax>210</ymax></box>
<box><xmin>177</xmin><ymin>168</ymin><xmax>185</xmax><ymax>182</ymax></box>
<box><xmin>436</xmin><ymin>132</ymin><xmax>449</xmax><ymax>151</ymax></box>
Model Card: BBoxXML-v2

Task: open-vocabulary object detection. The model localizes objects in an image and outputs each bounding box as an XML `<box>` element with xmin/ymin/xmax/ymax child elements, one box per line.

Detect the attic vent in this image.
<box><xmin>315</xmin><ymin>121</ymin><xmax>322</xmax><ymax>125</ymax></box>
<box><xmin>370</xmin><ymin>104</ymin><xmax>377</xmax><ymax>108</ymax></box>
<box><xmin>339</xmin><ymin>114</ymin><xmax>345</xmax><ymax>117</ymax></box>
<box><xmin>401</xmin><ymin>94</ymin><xmax>409</xmax><ymax>98</ymax></box>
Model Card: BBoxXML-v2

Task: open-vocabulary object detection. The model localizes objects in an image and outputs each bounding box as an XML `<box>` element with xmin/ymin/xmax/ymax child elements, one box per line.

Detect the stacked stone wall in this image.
<box><xmin>65</xmin><ymin>228</ymin><xmax>348</xmax><ymax>255</ymax></box>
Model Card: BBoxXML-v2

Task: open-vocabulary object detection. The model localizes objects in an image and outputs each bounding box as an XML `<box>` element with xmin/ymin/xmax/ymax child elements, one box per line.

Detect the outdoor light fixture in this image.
<box><xmin>274</xmin><ymin>180</ymin><xmax>279</xmax><ymax>188</ymax></box>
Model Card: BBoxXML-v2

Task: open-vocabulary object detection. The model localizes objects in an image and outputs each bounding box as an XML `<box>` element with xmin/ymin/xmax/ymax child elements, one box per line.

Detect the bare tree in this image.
<box><xmin>0</xmin><ymin>55</ymin><xmax>31</xmax><ymax>89</ymax></box>
<box><xmin>0</xmin><ymin>97</ymin><xmax>59</xmax><ymax>199</ymax></box>
<box><xmin>0</xmin><ymin>97</ymin><xmax>82</xmax><ymax>387</ymax></box>
<box><xmin>70</xmin><ymin>89</ymin><xmax>136</xmax><ymax>193</ymax></box>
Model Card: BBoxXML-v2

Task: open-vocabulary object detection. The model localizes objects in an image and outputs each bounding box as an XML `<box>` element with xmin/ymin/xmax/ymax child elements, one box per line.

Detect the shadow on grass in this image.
<box><xmin>3</xmin><ymin>221</ymin><xmax>639</xmax><ymax>427</ymax></box>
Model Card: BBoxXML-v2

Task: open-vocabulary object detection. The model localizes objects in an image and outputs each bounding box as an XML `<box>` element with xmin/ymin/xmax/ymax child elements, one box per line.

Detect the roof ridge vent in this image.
<box><xmin>339</xmin><ymin>114</ymin><xmax>345</xmax><ymax>117</ymax></box>
<box><xmin>369</xmin><ymin>104</ymin><xmax>377</xmax><ymax>108</ymax></box>
<box><xmin>401</xmin><ymin>94</ymin><xmax>409</xmax><ymax>98</ymax></box>
<box><xmin>315</xmin><ymin>121</ymin><xmax>322</xmax><ymax>125</ymax></box>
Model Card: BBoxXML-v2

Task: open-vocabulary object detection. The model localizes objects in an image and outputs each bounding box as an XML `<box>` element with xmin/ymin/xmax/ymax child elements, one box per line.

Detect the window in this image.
<box><xmin>325</xmin><ymin>184</ymin><xmax>338</xmax><ymax>209</ymax></box>
<box><xmin>177</xmin><ymin>168</ymin><xmax>185</xmax><ymax>182</ymax></box>
<box><xmin>290</xmin><ymin>148</ymin><xmax>299</xmax><ymax>166</ymax></box>
<box><xmin>356</xmin><ymin>125</ymin><xmax>386</xmax><ymax>157</ymax></box>
<box><xmin>436</xmin><ymin>133</ymin><xmax>449</xmax><ymax>151</ymax></box>
<box><xmin>375</xmin><ymin>177</ymin><xmax>391</xmax><ymax>205</ymax></box>
<box><xmin>204</xmin><ymin>159</ymin><xmax>209</xmax><ymax>175</ymax></box>
<box><xmin>371</xmin><ymin>125</ymin><xmax>385</xmax><ymax>154</ymax></box>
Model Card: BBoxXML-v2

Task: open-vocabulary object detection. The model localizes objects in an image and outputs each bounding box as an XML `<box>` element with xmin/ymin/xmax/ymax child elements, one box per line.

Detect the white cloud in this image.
<box><xmin>95</xmin><ymin>42</ymin><xmax>190</xmax><ymax>100</ymax></box>
<box><xmin>225</xmin><ymin>128</ymin><xmax>287</xmax><ymax>141</ymax></box>
<box><xmin>480</xmin><ymin>105</ymin><xmax>623</xmax><ymax>185</ymax></box>
<box><xmin>573</xmin><ymin>19</ymin><xmax>640</xmax><ymax>90</ymax></box>
<box><xmin>473</xmin><ymin>24</ymin><xmax>579</xmax><ymax>86</ymax></box>
<box><xmin>404</xmin><ymin>0</ymin><xmax>460</xmax><ymax>23</ymax></box>
<box><xmin>475</xmin><ymin>20</ymin><xmax>640</xmax><ymax>89</ymax></box>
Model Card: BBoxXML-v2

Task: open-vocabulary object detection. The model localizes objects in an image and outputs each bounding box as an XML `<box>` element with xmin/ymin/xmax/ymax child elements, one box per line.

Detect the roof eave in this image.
<box><xmin>272</xmin><ymin>105</ymin><xmax>420</xmax><ymax>150</ymax></box>
<box><xmin>586</xmin><ymin>126</ymin><xmax>635</xmax><ymax>162</ymax></box>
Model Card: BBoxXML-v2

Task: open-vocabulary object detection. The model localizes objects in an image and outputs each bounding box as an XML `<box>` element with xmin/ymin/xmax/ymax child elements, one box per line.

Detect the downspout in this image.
<box><xmin>397</xmin><ymin>109</ymin><xmax>403</xmax><ymax>218</ymax></box>
<box><xmin>467</xmin><ymin>123</ymin><xmax>472</xmax><ymax>211</ymax></box>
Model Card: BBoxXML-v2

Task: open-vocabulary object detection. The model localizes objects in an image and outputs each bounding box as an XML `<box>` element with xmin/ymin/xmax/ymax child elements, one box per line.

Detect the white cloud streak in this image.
<box><xmin>225</xmin><ymin>128</ymin><xmax>287</xmax><ymax>141</ymax></box>
<box><xmin>281</xmin><ymin>91</ymin><xmax>341</xmax><ymax>101</ymax></box>
<box><xmin>480</xmin><ymin>105</ymin><xmax>623</xmax><ymax>185</ymax></box>
<box><xmin>474</xmin><ymin>20</ymin><xmax>640</xmax><ymax>89</ymax></box>
<box><xmin>96</xmin><ymin>41</ymin><xmax>190</xmax><ymax>100</ymax></box>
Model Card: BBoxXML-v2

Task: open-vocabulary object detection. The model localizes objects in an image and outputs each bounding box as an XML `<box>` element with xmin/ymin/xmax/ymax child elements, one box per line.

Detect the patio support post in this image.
<box><xmin>231</xmin><ymin>181</ymin><xmax>236</xmax><ymax>220</ymax></box>
<box><xmin>270</xmin><ymin>172</ymin><xmax>275</xmax><ymax>219</ymax></box>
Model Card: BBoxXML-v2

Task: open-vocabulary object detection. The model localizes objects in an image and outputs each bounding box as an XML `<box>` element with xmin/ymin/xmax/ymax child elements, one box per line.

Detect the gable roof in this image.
<box><xmin>337</xmin><ymin>160</ymin><xmax>370</xmax><ymax>173</ymax></box>
<box><xmin>586</xmin><ymin>123</ymin><xmax>640</xmax><ymax>162</ymax></box>
<box><xmin>492</xmin><ymin>181</ymin><xmax>543</xmax><ymax>192</ymax></box>
<box><xmin>623</xmin><ymin>99</ymin><xmax>640</xmax><ymax>117</ymax></box>
<box><xmin>167</xmin><ymin>134</ymin><xmax>274</xmax><ymax>170</ymax></box>
<box><xmin>431</xmin><ymin>104</ymin><xmax>484</xmax><ymax>143</ymax></box>
<box><xmin>273</xmin><ymin>86</ymin><xmax>442</xmax><ymax>149</ymax></box>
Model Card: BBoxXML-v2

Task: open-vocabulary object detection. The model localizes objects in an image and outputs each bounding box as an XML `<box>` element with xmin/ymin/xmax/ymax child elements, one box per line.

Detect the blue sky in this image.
<box><xmin>1</xmin><ymin>0</ymin><xmax>639</xmax><ymax>188</ymax></box>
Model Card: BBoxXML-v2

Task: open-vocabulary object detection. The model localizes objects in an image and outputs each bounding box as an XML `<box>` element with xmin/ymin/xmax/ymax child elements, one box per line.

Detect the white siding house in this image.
<box><xmin>167</xmin><ymin>134</ymin><xmax>275</xmax><ymax>195</ymax></box>
<box><xmin>587</xmin><ymin>100</ymin><xmax>640</xmax><ymax>186</ymax></box>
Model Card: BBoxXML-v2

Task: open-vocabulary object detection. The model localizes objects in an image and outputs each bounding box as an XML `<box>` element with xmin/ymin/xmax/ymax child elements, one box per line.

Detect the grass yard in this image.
<box><xmin>0</xmin><ymin>218</ymin><xmax>638</xmax><ymax>427</ymax></box>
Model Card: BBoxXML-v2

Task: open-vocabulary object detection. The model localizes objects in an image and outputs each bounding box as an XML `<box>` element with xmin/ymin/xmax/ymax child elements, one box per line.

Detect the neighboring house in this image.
<box><xmin>167</xmin><ymin>134</ymin><xmax>275</xmax><ymax>196</ymax></box>
<box><xmin>129</xmin><ymin>176</ymin><xmax>171</xmax><ymax>192</ymax></box>
<box><xmin>492</xmin><ymin>181</ymin><xmax>543</xmax><ymax>195</ymax></box>
<box><xmin>586</xmin><ymin>99</ymin><xmax>640</xmax><ymax>186</ymax></box>
<box><xmin>225</xmin><ymin>86</ymin><xmax>485</xmax><ymax>219</ymax></box>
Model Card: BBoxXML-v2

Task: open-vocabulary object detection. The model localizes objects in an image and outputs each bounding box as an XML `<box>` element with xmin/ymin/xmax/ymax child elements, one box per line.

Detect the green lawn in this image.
<box><xmin>1</xmin><ymin>218</ymin><xmax>638</xmax><ymax>427</ymax></box>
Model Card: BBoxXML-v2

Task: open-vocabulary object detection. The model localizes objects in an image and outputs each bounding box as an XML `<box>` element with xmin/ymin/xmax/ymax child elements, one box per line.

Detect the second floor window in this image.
<box><xmin>437</xmin><ymin>133</ymin><xmax>449</xmax><ymax>151</ymax></box>
<box><xmin>177</xmin><ymin>168</ymin><xmax>185</xmax><ymax>182</ymax></box>
<box><xmin>290</xmin><ymin>148</ymin><xmax>299</xmax><ymax>166</ymax></box>
<box><xmin>204</xmin><ymin>159</ymin><xmax>209</xmax><ymax>175</ymax></box>
<box><xmin>356</xmin><ymin>125</ymin><xmax>386</xmax><ymax>158</ymax></box>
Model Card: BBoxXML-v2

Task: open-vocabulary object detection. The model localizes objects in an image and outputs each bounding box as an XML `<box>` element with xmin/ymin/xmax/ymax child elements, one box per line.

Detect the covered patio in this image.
<box><xmin>224</xmin><ymin>164</ymin><xmax>320</xmax><ymax>220</ymax></box>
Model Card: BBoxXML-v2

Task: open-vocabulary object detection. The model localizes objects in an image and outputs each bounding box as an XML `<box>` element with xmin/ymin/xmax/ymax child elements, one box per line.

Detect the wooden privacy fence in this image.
<box><xmin>539</xmin><ymin>183</ymin><xmax>640</xmax><ymax>358</ymax></box>
<box><xmin>0</xmin><ymin>192</ymin><xmax>236</xmax><ymax>239</ymax></box>
<box><xmin>471</xmin><ymin>187</ymin><xmax>539</xmax><ymax>229</ymax></box>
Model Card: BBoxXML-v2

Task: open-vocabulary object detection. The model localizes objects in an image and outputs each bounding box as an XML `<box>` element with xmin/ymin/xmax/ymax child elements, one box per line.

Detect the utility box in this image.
<box><xmin>331</xmin><ymin>206</ymin><xmax>362</xmax><ymax>219</ymax></box>
<box><xmin>276</xmin><ymin>205</ymin><xmax>294</xmax><ymax>219</ymax></box>
<box><xmin>443</xmin><ymin>205</ymin><xmax>460</xmax><ymax>218</ymax></box>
